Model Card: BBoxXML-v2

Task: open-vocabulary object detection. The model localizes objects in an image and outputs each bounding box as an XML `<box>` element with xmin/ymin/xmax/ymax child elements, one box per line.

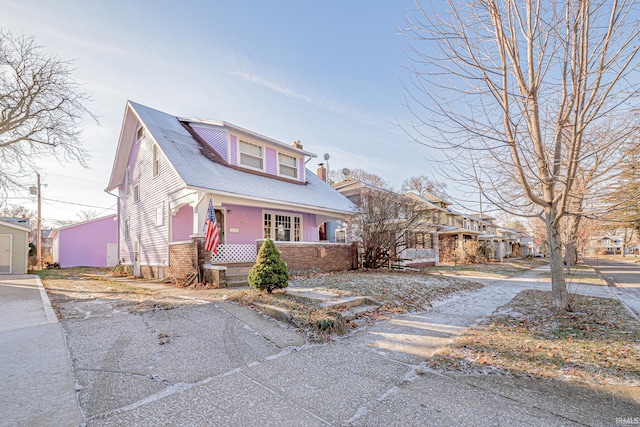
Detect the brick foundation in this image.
<box><xmin>258</xmin><ymin>240</ymin><xmax>358</xmax><ymax>275</ymax></box>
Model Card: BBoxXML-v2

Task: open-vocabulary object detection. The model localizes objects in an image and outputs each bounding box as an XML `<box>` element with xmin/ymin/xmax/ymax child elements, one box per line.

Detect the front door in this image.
<box><xmin>0</xmin><ymin>235</ymin><xmax>11</xmax><ymax>273</ymax></box>
<box><xmin>215</xmin><ymin>210</ymin><xmax>225</xmax><ymax>244</ymax></box>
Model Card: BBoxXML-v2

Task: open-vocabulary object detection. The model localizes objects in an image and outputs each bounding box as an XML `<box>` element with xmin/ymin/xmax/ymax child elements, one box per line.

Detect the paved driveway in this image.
<box><xmin>41</xmin><ymin>268</ymin><xmax>639</xmax><ymax>426</ymax></box>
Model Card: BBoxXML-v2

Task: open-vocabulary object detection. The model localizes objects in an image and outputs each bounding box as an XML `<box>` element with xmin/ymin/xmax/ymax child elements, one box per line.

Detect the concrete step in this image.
<box><xmin>341</xmin><ymin>304</ymin><xmax>381</xmax><ymax>321</ymax></box>
<box><xmin>227</xmin><ymin>279</ymin><xmax>248</xmax><ymax>288</ymax></box>
<box><xmin>226</xmin><ymin>274</ymin><xmax>249</xmax><ymax>282</ymax></box>
<box><xmin>319</xmin><ymin>296</ymin><xmax>378</xmax><ymax>310</ymax></box>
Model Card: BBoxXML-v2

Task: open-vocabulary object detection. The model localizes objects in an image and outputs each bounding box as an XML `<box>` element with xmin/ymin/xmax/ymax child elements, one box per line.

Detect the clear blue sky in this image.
<box><xmin>1</xmin><ymin>0</ymin><xmax>448</xmax><ymax>226</ymax></box>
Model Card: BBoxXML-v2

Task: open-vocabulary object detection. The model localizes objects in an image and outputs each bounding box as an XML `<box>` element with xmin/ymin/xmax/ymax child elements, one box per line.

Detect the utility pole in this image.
<box><xmin>37</xmin><ymin>173</ymin><xmax>42</xmax><ymax>269</ymax></box>
<box><xmin>29</xmin><ymin>174</ymin><xmax>44</xmax><ymax>269</ymax></box>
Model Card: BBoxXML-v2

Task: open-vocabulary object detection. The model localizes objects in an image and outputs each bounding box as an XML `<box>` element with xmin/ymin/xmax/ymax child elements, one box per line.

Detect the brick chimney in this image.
<box><xmin>292</xmin><ymin>140</ymin><xmax>303</xmax><ymax>150</ymax></box>
<box><xmin>317</xmin><ymin>163</ymin><xmax>327</xmax><ymax>181</ymax></box>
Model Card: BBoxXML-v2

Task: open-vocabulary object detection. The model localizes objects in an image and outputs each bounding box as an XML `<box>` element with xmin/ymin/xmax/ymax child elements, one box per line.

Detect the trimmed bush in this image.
<box><xmin>248</xmin><ymin>239</ymin><xmax>289</xmax><ymax>293</ymax></box>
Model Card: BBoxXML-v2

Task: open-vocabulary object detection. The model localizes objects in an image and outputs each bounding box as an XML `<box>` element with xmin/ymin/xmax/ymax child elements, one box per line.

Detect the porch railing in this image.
<box><xmin>210</xmin><ymin>244</ymin><xmax>257</xmax><ymax>264</ymax></box>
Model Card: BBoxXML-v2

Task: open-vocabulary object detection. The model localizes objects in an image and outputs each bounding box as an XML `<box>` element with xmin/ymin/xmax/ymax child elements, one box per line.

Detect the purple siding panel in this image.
<box><xmin>224</xmin><ymin>206</ymin><xmax>316</xmax><ymax>243</ymax></box>
<box><xmin>58</xmin><ymin>216</ymin><xmax>117</xmax><ymax>267</ymax></box>
<box><xmin>303</xmin><ymin>213</ymin><xmax>318</xmax><ymax>242</ymax></box>
<box><xmin>266</xmin><ymin>147</ymin><xmax>277</xmax><ymax>175</ymax></box>
<box><xmin>224</xmin><ymin>204</ymin><xmax>263</xmax><ymax>244</ymax></box>
<box><xmin>298</xmin><ymin>157</ymin><xmax>305</xmax><ymax>182</ymax></box>
<box><xmin>230</xmin><ymin>135</ymin><xmax>238</xmax><ymax>166</ymax></box>
<box><xmin>190</xmin><ymin>125</ymin><xmax>228</xmax><ymax>161</ymax></box>
<box><xmin>172</xmin><ymin>205</ymin><xmax>193</xmax><ymax>242</ymax></box>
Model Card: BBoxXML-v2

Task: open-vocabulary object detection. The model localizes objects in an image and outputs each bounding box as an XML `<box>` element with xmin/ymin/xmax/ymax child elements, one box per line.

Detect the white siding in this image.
<box><xmin>0</xmin><ymin>224</ymin><xmax>28</xmax><ymax>274</ymax></box>
<box><xmin>119</xmin><ymin>132</ymin><xmax>184</xmax><ymax>267</ymax></box>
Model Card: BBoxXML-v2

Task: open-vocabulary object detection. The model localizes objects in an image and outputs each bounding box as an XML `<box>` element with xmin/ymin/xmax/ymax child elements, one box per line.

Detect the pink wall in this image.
<box><xmin>223</xmin><ymin>205</ymin><xmax>263</xmax><ymax>244</ymax></box>
<box><xmin>56</xmin><ymin>215</ymin><xmax>118</xmax><ymax>267</ymax></box>
<box><xmin>190</xmin><ymin>125</ymin><xmax>228</xmax><ymax>160</ymax></box>
<box><xmin>265</xmin><ymin>147</ymin><xmax>277</xmax><ymax>175</ymax></box>
<box><xmin>223</xmin><ymin>204</ymin><xmax>318</xmax><ymax>244</ymax></box>
<box><xmin>230</xmin><ymin>135</ymin><xmax>238</xmax><ymax>166</ymax></box>
<box><xmin>298</xmin><ymin>157</ymin><xmax>305</xmax><ymax>182</ymax></box>
<box><xmin>172</xmin><ymin>205</ymin><xmax>193</xmax><ymax>242</ymax></box>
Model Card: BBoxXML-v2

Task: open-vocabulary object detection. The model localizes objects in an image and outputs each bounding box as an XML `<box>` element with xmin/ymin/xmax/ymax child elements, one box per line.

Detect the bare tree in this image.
<box><xmin>329</xmin><ymin>168</ymin><xmax>389</xmax><ymax>189</ymax></box>
<box><xmin>602</xmin><ymin>140</ymin><xmax>640</xmax><ymax>252</ymax></box>
<box><xmin>403</xmin><ymin>1</ymin><xmax>640</xmax><ymax>310</ymax></box>
<box><xmin>0</xmin><ymin>204</ymin><xmax>36</xmax><ymax>224</ymax></box>
<box><xmin>401</xmin><ymin>175</ymin><xmax>448</xmax><ymax>199</ymax></box>
<box><xmin>346</xmin><ymin>185</ymin><xmax>436</xmax><ymax>268</ymax></box>
<box><xmin>0</xmin><ymin>30</ymin><xmax>94</xmax><ymax>197</ymax></box>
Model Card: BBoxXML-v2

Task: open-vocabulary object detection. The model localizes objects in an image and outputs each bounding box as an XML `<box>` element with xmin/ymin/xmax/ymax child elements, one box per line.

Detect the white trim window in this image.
<box><xmin>124</xmin><ymin>167</ymin><xmax>131</xmax><ymax>196</ymax></box>
<box><xmin>133</xmin><ymin>183</ymin><xmax>140</xmax><ymax>202</ymax></box>
<box><xmin>278</xmin><ymin>152</ymin><xmax>298</xmax><ymax>178</ymax></box>
<box><xmin>137</xmin><ymin>126</ymin><xmax>145</xmax><ymax>143</ymax></box>
<box><xmin>124</xmin><ymin>218</ymin><xmax>130</xmax><ymax>241</ymax></box>
<box><xmin>263</xmin><ymin>212</ymin><xmax>302</xmax><ymax>242</ymax></box>
<box><xmin>239</xmin><ymin>140</ymin><xmax>264</xmax><ymax>170</ymax></box>
<box><xmin>152</xmin><ymin>144</ymin><xmax>160</xmax><ymax>177</ymax></box>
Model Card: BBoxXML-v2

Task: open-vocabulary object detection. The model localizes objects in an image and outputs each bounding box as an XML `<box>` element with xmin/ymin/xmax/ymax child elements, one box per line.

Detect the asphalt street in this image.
<box><xmin>587</xmin><ymin>256</ymin><xmax>640</xmax><ymax>319</ymax></box>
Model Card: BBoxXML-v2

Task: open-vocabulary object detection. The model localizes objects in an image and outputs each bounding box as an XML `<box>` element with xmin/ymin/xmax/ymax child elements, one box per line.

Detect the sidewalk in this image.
<box><xmin>0</xmin><ymin>275</ymin><xmax>82</xmax><ymax>427</ymax></box>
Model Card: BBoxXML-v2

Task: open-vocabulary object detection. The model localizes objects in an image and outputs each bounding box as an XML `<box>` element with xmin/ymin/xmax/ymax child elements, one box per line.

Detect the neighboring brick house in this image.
<box><xmin>105</xmin><ymin>101</ymin><xmax>356</xmax><ymax>283</ymax></box>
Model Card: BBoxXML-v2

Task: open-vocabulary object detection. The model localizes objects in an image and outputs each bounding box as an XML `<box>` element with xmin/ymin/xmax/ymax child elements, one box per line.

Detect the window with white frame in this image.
<box><xmin>278</xmin><ymin>153</ymin><xmax>298</xmax><ymax>178</ymax></box>
<box><xmin>263</xmin><ymin>212</ymin><xmax>302</xmax><ymax>242</ymax></box>
<box><xmin>124</xmin><ymin>218</ymin><xmax>130</xmax><ymax>241</ymax></box>
<box><xmin>133</xmin><ymin>183</ymin><xmax>140</xmax><ymax>202</ymax></box>
<box><xmin>156</xmin><ymin>204</ymin><xmax>164</xmax><ymax>226</ymax></box>
<box><xmin>124</xmin><ymin>167</ymin><xmax>131</xmax><ymax>196</ymax></box>
<box><xmin>239</xmin><ymin>140</ymin><xmax>263</xmax><ymax>170</ymax></box>
<box><xmin>152</xmin><ymin>144</ymin><xmax>160</xmax><ymax>177</ymax></box>
<box><xmin>137</xmin><ymin>126</ymin><xmax>145</xmax><ymax>143</ymax></box>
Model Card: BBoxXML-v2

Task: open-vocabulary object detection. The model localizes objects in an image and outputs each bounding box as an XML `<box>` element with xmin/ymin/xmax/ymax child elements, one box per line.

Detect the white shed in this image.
<box><xmin>0</xmin><ymin>220</ymin><xmax>30</xmax><ymax>274</ymax></box>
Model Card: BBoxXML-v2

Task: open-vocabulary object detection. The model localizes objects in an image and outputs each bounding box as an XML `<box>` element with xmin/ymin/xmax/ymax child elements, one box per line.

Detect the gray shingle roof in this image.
<box><xmin>130</xmin><ymin>102</ymin><xmax>355</xmax><ymax>215</ymax></box>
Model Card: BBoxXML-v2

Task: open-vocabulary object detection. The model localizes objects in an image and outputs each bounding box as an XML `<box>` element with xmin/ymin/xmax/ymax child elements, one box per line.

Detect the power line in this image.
<box><xmin>42</xmin><ymin>198</ymin><xmax>116</xmax><ymax>210</ymax></box>
<box><xmin>43</xmin><ymin>172</ymin><xmax>107</xmax><ymax>185</ymax></box>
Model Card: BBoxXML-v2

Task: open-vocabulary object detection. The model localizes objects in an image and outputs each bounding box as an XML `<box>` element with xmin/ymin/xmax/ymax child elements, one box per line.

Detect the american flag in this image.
<box><xmin>204</xmin><ymin>199</ymin><xmax>220</xmax><ymax>256</ymax></box>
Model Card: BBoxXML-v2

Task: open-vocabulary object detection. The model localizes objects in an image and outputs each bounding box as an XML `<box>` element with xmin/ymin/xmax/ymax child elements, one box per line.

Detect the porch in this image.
<box><xmin>167</xmin><ymin>238</ymin><xmax>357</xmax><ymax>287</ymax></box>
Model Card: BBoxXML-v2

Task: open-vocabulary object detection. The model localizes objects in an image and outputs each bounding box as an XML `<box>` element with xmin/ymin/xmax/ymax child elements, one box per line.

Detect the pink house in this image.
<box><xmin>105</xmin><ymin>102</ymin><xmax>356</xmax><ymax>282</ymax></box>
<box><xmin>51</xmin><ymin>215</ymin><xmax>118</xmax><ymax>268</ymax></box>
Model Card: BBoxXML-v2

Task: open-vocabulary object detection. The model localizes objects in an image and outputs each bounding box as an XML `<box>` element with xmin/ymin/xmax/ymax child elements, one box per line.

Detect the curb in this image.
<box><xmin>32</xmin><ymin>274</ymin><xmax>59</xmax><ymax>324</ymax></box>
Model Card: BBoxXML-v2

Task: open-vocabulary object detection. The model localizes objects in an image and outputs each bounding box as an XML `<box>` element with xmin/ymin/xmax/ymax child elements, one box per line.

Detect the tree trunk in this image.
<box><xmin>547</xmin><ymin>212</ymin><xmax>568</xmax><ymax>311</ymax></box>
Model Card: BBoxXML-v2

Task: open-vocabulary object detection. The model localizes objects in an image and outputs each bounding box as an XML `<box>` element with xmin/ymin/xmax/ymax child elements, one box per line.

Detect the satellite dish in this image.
<box><xmin>342</xmin><ymin>168</ymin><xmax>350</xmax><ymax>176</ymax></box>
<box><xmin>324</xmin><ymin>153</ymin><xmax>330</xmax><ymax>161</ymax></box>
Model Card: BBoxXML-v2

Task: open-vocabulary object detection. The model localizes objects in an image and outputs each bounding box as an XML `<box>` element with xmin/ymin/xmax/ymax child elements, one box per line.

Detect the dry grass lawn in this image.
<box><xmin>427</xmin><ymin>289</ymin><xmax>640</xmax><ymax>386</ymax></box>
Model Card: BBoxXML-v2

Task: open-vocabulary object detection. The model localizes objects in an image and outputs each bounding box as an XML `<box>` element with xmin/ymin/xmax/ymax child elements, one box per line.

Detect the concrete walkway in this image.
<box><xmin>0</xmin><ymin>275</ymin><xmax>82</xmax><ymax>427</ymax></box>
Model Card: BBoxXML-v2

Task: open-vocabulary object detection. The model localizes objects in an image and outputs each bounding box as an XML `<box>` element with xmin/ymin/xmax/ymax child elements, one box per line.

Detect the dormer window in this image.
<box><xmin>278</xmin><ymin>153</ymin><xmax>298</xmax><ymax>178</ymax></box>
<box><xmin>239</xmin><ymin>140</ymin><xmax>263</xmax><ymax>170</ymax></box>
<box><xmin>137</xmin><ymin>126</ymin><xmax>145</xmax><ymax>143</ymax></box>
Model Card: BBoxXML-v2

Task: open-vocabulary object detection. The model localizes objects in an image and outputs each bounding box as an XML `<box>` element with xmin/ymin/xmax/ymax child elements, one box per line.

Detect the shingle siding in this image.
<box><xmin>190</xmin><ymin>125</ymin><xmax>228</xmax><ymax>161</ymax></box>
<box><xmin>265</xmin><ymin>147</ymin><xmax>277</xmax><ymax>175</ymax></box>
<box><xmin>230</xmin><ymin>135</ymin><xmax>238</xmax><ymax>166</ymax></box>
